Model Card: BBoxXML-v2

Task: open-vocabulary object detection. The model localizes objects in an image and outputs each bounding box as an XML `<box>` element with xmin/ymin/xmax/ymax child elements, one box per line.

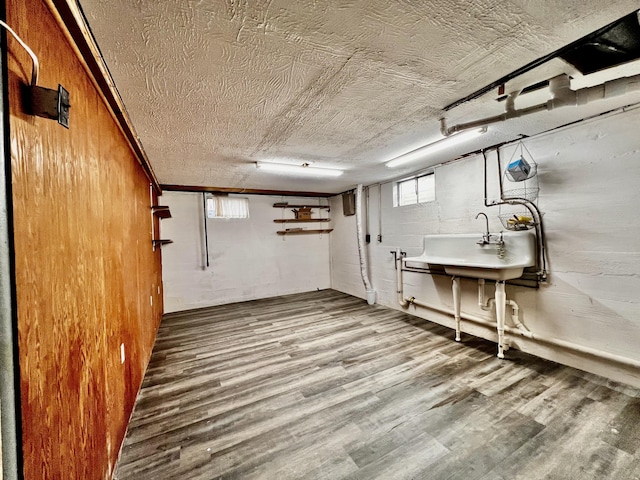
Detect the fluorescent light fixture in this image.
<box><xmin>385</xmin><ymin>127</ymin><xmax>487</xmax><ymax>168</ymax></box>
<box><xmin>256</xmin><ymin>161</ymin><xmax>343</xmax><ymax>177</ymax></box>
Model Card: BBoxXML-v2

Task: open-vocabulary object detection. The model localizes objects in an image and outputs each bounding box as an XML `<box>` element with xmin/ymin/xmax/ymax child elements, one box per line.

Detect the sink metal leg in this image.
<box><xmin>452</xmin><ymin>276</ymin><xmax>461</xmax><ymax>341</ymax></box>
<box><xmin>495</xmin><ymin>281</ymin><xmax>506</xmax><ymax>358</ymax></box>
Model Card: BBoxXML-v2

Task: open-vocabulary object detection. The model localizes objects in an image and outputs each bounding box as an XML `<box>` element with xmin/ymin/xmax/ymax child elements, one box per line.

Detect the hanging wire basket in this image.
<box><xmin>502</xmin><ymin>186</ymin><xmax>540</xmax><ymax>202</ymax></box>
<box><xmin>503</xmin><ymin>142</ymin><xmax>538</xmax><ymax>183</ymax></box>
<box><xmin>498</xmin><ymin>212</ymin><xmax>543</xmax><ymax>231</ymax></box>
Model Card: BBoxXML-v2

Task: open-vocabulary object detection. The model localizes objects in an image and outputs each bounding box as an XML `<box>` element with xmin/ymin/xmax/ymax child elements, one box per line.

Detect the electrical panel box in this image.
<box><xmin>342</xmin><ymin>191</ymin><xmax>355</xmax><ymax>216</ymax></box>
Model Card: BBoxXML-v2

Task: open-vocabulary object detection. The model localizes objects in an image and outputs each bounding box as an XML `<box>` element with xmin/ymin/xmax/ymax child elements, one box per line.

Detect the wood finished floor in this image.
<box><xmin>114</xmin><ymin>290</ymin><xmax>640</xmax><ymax>480</ymax></box>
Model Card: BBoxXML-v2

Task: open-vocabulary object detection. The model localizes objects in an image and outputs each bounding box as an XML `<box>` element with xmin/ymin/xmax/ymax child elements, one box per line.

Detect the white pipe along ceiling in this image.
<box><xmin>77</xmin><ymin>1</ymin><xmax>640</xmax><ymax>193</ymax></box>
<box><xmin>441</xmin><ymin>72</ymin><xmax>640</xmax><ymax>135</ymax></box>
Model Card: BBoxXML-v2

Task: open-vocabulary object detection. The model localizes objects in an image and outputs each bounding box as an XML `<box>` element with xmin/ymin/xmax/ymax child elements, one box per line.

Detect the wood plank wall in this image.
<box><xmin>6</xmin><ymin>1</ymin><xmax>164</xmax><ymax>478</ymax></box>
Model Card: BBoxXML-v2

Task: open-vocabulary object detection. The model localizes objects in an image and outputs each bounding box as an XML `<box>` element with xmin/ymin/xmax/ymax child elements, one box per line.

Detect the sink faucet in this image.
<box><xmin>475</xmin><ymin>212</ymin><xmax>490</xmax><ymax>244</ymax></box>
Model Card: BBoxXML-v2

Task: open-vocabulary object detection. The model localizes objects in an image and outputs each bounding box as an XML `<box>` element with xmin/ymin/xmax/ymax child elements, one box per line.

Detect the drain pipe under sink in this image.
<box><xmin>356</xmin><ymin>184</ymin><xmax>375</xmax><ymax>305</ymax></box>
<box><xmin>478</xmin><ymin>279</ymin><xmax>528</xmax><ymax>333</ymax></box>
<box><xmin>395</xmin><ymin>256</ymin><xmax>640</xmax><ymax>369</ymax></box>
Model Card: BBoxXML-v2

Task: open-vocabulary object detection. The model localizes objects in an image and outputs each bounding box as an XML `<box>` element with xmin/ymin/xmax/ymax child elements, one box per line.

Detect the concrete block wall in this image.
<box><xmin>161</xmin><ymin>192</ymin><xmax>331</xmax><ymax>312</ymax></box>
<box><xmin>330</xmin><ymin>105</ymin><xmax>640</xmax><ymax>387</ymax></box>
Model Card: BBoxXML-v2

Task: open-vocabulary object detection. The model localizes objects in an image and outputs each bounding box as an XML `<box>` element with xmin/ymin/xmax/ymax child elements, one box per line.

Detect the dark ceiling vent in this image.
<box><xmin>445</xmin><ymin>9</ymin><xmax>640</xmax><ymax>111</ymax></box>
<box><xmin>559</xmin><ymin>11</ymin><xmax>640</xmax><ymax>75</ymax></box>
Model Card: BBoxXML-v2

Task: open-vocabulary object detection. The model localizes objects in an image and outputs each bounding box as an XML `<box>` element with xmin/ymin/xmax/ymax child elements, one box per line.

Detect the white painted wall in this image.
<box><xmin>161</xmin><ymin>193</ymin><xmax>331</xmax><ymax>312</ymax></box>
<box><xmin>331</xmin><ymin>105</ymin><xmax>640</xmax><ymax>387</ymax></box>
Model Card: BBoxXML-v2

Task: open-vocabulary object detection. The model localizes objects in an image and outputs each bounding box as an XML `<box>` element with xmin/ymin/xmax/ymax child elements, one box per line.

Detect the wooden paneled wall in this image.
<box><xmin>7</xmin><ymin>1</ymin><xmax>163</xmax><ymax>478</ymax></box>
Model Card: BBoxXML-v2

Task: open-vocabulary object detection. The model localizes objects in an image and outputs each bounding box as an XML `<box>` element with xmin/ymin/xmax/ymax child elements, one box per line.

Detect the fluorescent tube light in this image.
<box><xmin>256</xmin><ymin>161</ymin><xmax>343</xmax><ymax>177</ymax></box>
<box><xmin>385</xmin><ymin>127</ymin><xmax>487</xmax><ymax>168</ymax></box>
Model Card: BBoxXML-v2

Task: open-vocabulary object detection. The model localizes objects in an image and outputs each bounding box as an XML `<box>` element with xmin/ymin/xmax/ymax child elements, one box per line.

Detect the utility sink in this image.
<box><xmin>403</xmin><ymin>230</ymin><xmax>536</xmax><ymax>280</ymax></box>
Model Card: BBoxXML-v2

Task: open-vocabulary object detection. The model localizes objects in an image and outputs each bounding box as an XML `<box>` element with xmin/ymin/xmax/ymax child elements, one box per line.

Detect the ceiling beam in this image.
<box><xmin>161</xmin><ymin>184</ymin><xmax>336</xmax><ymax>198</ymax></box>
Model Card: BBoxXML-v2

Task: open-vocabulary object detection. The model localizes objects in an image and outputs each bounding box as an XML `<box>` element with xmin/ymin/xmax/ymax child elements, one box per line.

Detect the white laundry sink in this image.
<box><xmin>403</xmin><ymin>230</ymin><xmax>536</xmax><ymax>280</ymax></box>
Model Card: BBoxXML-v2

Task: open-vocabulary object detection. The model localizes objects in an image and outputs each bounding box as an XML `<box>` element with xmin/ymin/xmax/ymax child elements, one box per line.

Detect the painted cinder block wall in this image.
<box><xmin>161</xmin><ymin>192</ymin><xmax>332</xmax><ymax>312</ymax></box>
<box><xmin>330</xmin><ymin>106</ymin><xmax>640</xmax><ymax>388</ymax></box>
<box><xmin>7</xmin><ymin>0</ymin><xmax>164</xmax><ymax>477</ymax></box>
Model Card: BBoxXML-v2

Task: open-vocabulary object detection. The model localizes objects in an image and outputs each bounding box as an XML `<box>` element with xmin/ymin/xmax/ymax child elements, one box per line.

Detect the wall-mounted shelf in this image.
<box><xmin>499</xmin><ymin>141</ymin><xmax>540</xmax><ymax>231</ymax></box>
<box><xmin>277</xmin><ymin>229</ymin><xmax>333</xmax><ymax>236</ymax></box>
<box><xmin>273</xmin><ymin>203</ymin><xmax>331</xmax><ymax>235</ymax></box>
<box><xmin>274</xmin><ymin>218</ymin><xmax>331</xmax><ymax>224</ymax></box>
<box><xmin>152</xmin><ymin>205</ymin><xmax>172</xmax><ymax>218</ymax></box>
<box><xmin>152</xmin><ymin>239</ymin><xmax>173</xmax><ymax>247</ymax></box>
<box><xmin>152</xmin><ymin>205</ymin><xmax>172</xmax><ymax>249</ymax></box>
<box><xmin>273</xmin><ymin>203</ymin><xmax>330</xmax><ymax>211</ymax></box>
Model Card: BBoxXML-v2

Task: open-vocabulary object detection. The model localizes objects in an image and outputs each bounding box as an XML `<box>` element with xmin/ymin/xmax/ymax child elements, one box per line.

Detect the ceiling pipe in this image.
<box><xmin>441</xmin><ymin>73</ymin><xmax>640</xmax><ymax>136</ymax></box>
<box><xmin>443</xmin><ymin>10</ymin><xmax>640</xmax><ymax>111</ymax></box>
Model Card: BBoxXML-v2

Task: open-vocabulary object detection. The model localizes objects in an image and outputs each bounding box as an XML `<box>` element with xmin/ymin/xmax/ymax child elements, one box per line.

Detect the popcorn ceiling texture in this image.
<box><xmin>80</xmin><ymin>0</ymin><xmax>640</xmax><ymax>192</ymax></box>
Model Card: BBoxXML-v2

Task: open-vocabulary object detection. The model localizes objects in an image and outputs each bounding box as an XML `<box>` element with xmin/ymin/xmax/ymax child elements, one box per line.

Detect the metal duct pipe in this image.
<box><xmin>442</xmin><ymin>73</ymin><xmax>640</xmax><ymax>136</ymax></box>
<box><xmin>355</xmin><ymin>184</ymin><xmax>375</xmax><ymax>304</ymax></box>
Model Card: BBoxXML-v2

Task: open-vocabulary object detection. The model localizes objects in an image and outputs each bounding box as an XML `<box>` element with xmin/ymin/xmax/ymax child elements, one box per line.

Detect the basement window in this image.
<box><xmin>206</xmin><ymin>196</ymin><xmax>250</xmax><ymax>219</ymax></box>
<box><xmin>393</xmin><ymin>173</ymin><xmax>435</xmax><ymax>207</ymax></box>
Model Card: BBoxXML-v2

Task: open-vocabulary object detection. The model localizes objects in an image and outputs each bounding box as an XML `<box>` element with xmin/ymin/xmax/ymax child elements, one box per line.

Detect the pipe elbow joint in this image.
<box><xmin>439</xmin><ymin>118</ymin><xmax>452</xmax><ymax>137</ymax></box>
<box><xmin>505</xmin><ymin>90</ymin><xmax>521</xmax><ymax>113</ymax></box>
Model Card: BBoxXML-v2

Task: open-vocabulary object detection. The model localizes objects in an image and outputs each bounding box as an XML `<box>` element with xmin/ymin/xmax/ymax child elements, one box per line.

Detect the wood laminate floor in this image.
<box><xmin>114</xmin><ymin>290</ymin><xmax>640</xmax><ymax>480</ymax></box>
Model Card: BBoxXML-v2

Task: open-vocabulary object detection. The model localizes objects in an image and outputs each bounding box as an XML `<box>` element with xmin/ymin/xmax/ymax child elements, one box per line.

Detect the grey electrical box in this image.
<box><xmin>342</xmin><ymin>191</ymin><xmax>355</xmax><ymax>216</ymax></box>
<box><xmin>28</xmin><ymin>84</ymin><xmax>70</xmax><ymax>128</ymax></box>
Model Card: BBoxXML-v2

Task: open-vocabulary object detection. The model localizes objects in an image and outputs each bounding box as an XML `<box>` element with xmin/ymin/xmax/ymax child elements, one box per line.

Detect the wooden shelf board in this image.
<box><xmin>273</xmin><ymin>203</ymin><xmax>330</xmax><ymax>210</ymax></box>
<box><xmin>152</xmin><ymin>206</ymin><xmax>172</xmax><ymax>218</ymax></box>
<box><xmin>277</xmin><ymin>229</ymin><xmax>333</xmax><ymax>235</ymax></box>
<box><xmin>274</xmin><ymin>218</ymin><xmax>330</xmax><ymax>223</ymax></box>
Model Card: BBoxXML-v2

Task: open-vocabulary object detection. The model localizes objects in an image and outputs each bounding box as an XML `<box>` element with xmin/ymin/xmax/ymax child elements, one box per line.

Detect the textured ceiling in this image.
<box><xmin>78</xmin><ymin>0</ymin><xmax>640</xmax><ymax>193</ymax></box>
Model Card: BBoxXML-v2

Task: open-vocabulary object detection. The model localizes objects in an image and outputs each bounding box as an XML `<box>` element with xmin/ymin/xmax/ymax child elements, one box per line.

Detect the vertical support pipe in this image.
<box><xmin>495</xmin><ymin>281</ymin><xmax>507</xmax><ymax>358</ymax></box>
<box><xmin>377</xmin><ymin>184</ymin><xmax>382</xmax><ymax>242</ymax></box>
<box><xmin>452</xmin><ymin>276</ymin><xmax>461</xmax><ymax>341</ymax></box>
<box><xmin>150</xmin><ymin>183</ymin><xmax>155</xmax><ymax>251</ymax></box>
<box><xmin>395</xmin><ymin>249</ymin><xmax>409</xmax><ymax>308</ymax></box>
<box><xmin>202</xmin><ymin>193</ymin><xmax>209</xmax><ymax>268</ymax></box>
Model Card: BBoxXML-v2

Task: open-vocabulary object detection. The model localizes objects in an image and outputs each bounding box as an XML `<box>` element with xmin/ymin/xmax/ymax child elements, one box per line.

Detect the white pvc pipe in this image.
<box><xmin>355</xmin><ymin>184</ymin><xmax>375</xmax><ymax>304</ymax></box>
<box><xmin>442</xmin><ymin>73</ymin><xmax>640</xmax><ymax>136</ymax></box>
<box><xmin>507</xmin><ymin>300</ymin><xmax>528</xmax><ymax>333</ymax></box>
<box><xmin>477</xmin><ymin>279</ymin><xmax>495</xmax><ymax>311</ymax></box>
<box><xmin>398</xmin><ymin>268</ymin><xmax>640</xmax><ymax>370</ymax></box>
<box><xmin>478</xmin><ymin>279</ymin><xmax>523</xmax><ymax>331</ymax></box>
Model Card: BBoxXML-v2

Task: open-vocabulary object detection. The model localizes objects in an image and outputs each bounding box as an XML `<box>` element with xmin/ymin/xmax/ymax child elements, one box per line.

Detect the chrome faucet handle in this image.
<box><xmin>496</xmin><ymin>231</ymin><xmax>506</xmax><ymax>259</ymax></box>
